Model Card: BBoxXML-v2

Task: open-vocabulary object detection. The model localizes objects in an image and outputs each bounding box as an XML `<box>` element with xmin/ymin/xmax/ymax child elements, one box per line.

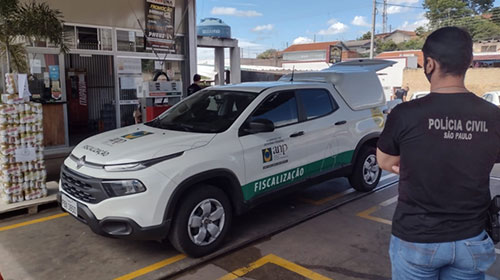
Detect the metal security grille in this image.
<box><xmin>65</xmin><ymin>54</ymin><xmax>116</xmax><ymax>128</ymax></box>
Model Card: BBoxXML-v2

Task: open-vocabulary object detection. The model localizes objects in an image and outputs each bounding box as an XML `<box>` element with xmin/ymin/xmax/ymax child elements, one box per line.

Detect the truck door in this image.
<box><xmin>238</xmin><ymin>91</ymin><xmax>305</xmax><ymax>201</ymax></box>
<box><xmin>292</xmin><ymin>88</ymin><xmax>343</xmax><ymax>174</ymax></box>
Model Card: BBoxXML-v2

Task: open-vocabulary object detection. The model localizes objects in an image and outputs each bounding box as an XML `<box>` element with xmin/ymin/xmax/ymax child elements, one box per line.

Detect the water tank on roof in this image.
<box><xmin>197</xmin><ymin>18</ymin><xmax>231</xmax><ymax>39</ymax></box>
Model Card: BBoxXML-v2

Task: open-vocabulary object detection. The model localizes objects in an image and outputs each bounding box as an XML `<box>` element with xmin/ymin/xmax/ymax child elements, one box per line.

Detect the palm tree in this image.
<box><xmin>0</xmin><ymin>0</ymin><xmax>67</xmax><ymax>73</ymax></box>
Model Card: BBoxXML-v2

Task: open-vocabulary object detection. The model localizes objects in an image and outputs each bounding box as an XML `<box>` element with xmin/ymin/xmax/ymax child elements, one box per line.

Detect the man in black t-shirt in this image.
<box><xmin>377</xmin><ymin>27</ymin><xmax>499</xmax><ymax>279</ymax></box>
<box><xmin>187</xmin><ymin>74</ymin><xmax>202</xmax><ymax>96</ymax></box>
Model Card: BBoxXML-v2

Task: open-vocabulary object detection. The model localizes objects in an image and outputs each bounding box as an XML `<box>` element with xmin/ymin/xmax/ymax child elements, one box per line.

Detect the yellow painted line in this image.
<box><xmin>113</xmin><ymin>254</ymin><xmax>186</xmax><ymax>280</ymax></box>
<box><xmin>218</xmin><ymin>254</ymin><xmax>333</xmax><ymax>280</ymax></box>
<box><xmin>0</xmin><ymin>213</ymin><xmax>69</xmax><ymax>232</ymax></box>
<box><xmin>356</xmin><ymin>205</ymin><xmax>392</xmax><ymax>225</ymax></box>
<box><xmin>299</xmin><ymin>189</ymin><xmax>355</xmax><ymax>206</ymax></box>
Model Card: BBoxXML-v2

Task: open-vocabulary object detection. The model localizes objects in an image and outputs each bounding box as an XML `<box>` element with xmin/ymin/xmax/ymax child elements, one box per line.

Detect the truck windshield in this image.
<box><xmin>145</xmin><ymin>90</ymin><xmax>258</xmax><ymax>133</ymax></box>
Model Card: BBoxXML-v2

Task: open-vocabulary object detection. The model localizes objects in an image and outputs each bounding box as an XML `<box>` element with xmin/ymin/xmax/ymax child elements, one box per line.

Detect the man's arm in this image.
<box><xmin>377</xmin><ymin>148</ymin><xmax>400</xmax><ymax>174</ymax></box>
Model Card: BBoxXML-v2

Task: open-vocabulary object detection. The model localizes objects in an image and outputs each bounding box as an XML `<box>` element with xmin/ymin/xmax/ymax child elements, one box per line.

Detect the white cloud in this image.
<box><xmin>318</xmin><ymin>19</ymin><xmax>349</xmax><ymax>35</ymax></box>
<box><xmin>385</xmin><ymin>0</ymin><xmax>420</xmax><ymax>14</ymax></box>
<box><xmin>387</xmin><ymin>6</ymin><xmax>405</xmax><ymax>14</ymax></box>
<box><xmin>211</xmin><ymin>7</ymin><xmax>262</xmax><ymax>17</ymax></box>
<box><xmin>399</xmin><ymin>17</ymin><xmax>429</xmax><ymax>31</ymax></box>
<box><xmin>292</xmin><ymin>37</ymin><xmax>313</xmax><ymax>45</ymax></box>
<box><xmin>251</xmin><ymin>24</ymin><xmax>274</xmax><ymax>32</ymax></box>
<box><xmin>352</xmin><ymin>16</ymin><xmax>370</xmax><ymax>27</ymax></box>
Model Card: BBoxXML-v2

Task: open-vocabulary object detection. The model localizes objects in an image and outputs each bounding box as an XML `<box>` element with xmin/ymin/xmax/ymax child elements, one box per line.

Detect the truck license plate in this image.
<box><xmin>61</xmin><ymin>194</ymin><xmax>78</xmax><ymax>217</ymax></box>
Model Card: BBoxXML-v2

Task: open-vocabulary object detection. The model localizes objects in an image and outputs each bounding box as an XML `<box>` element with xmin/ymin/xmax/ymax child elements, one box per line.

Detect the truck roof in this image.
<box><xmin>211</xmin><ymin>59</ymin><xmax>396</xmax><ymax>111</ymax></box>
<box><xmin>210</xmin><ymin>81</ymin><xmax>318</xmax><ymax>93</ymax></box>
<box><xmin>279</xmin><ymin>59</ymin><xmax>396</xmax><ymax>110</ymax></box>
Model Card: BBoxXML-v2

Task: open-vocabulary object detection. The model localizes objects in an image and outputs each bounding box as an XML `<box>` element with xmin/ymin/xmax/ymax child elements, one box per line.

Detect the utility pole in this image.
<box><xmin>382</xmin><ymin>0</ymin><xmax>388</xmax><ymax>33</ymax></box>
<box><xmin>370</xmin><ymin>0</ymin><xmax>376</xmax><ymax>59</ymax></box>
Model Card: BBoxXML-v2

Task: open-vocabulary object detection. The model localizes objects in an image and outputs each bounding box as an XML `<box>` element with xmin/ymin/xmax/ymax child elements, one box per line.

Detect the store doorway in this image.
<box><xmin>65</xmin><ymin>54</ymin><xmax>116</xmax><ymax>146</ymax></box>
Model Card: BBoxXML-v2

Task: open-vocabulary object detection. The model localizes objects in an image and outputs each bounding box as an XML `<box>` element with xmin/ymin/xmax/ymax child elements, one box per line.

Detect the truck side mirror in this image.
<box><xmin>244</xmin><ymin>118</ymin><xmax>275</xmax><ymax>134</ymax></box>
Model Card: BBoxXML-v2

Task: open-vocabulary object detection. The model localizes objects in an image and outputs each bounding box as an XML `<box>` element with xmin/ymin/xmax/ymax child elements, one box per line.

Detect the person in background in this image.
<box><xmin>187</xmin><ymin>74</ymin><xmax>202</xmax><ymax>96</ymax></box>
<box><xmin>377</xmin><ymin>26</ymin><xmax>499</xmax><ymax>279</ymax></box>
<box><xmin>393</xmin><ymin>85</ymin><xmax>409</xmax><ymax>102</ymax></box>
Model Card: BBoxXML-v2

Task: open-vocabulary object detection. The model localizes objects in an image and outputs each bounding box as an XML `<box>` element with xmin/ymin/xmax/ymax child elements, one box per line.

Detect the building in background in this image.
<box><xmin>375</xmin><ymin>30</ymin><xmax>417</xmax><ymax>44</ymax></box>
<box><xmin>474</xmin><ymin>39</ymin><xmax>500</xmax><ymax>53</ymax></box>
<box><xmin>374</xmin><ymin>55</ymin><xmax>419</xmax><ymax>100</ymax></box>
<box><xmin>344</xmin><ymin>39</ymin><xmax>372</xmax><ymax>56</ymax></box>
<box><xmin>281</xmin><ymin>41</ymin><xmax>359</xmax><ymax>70</ymax></box>
<box><xmin>4</xmin><ymin>0</ymin><xmax>198</xmax><ymax>151</ymax></box>
<box><xmin>376</xmin><ymin>50</ymin><xmax>424</xmax><ymax>67</ymax></box>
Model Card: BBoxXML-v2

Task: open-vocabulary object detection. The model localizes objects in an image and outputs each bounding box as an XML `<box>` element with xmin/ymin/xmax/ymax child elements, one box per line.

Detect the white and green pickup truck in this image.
<box><xmin>59</xmin><ymin>59</ymin><xmax>395</xmax><ymax>257</ymax></box>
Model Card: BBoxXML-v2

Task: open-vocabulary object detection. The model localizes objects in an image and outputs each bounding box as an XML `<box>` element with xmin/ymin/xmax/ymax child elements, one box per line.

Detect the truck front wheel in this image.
<box><xmin>348</xmin><ymin>146</ymin><xmax>381</xmax><ymax>192</ymax></box>
<box><xmin>168</xmin><ymin>184</ymin><xmax>232</xmax><ymax>258</ymax></box>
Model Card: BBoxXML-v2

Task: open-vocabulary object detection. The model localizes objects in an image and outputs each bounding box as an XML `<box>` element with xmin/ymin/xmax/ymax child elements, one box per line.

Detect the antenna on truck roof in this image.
<box><xmin>290</xmin><ymin>66</ymin><xmax>295</xmax><ymax>82</ymax></box>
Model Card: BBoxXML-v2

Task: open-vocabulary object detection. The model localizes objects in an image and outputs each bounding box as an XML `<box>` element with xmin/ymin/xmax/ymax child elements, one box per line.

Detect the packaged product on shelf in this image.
<box><xmin>0</xmin><ymin>74</ymin><xmax>47</xmax><ymax>204</ymax></box>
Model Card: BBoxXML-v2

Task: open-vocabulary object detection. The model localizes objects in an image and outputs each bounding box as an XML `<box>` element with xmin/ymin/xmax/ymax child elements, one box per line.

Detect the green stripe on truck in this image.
<box><xmin>242</xmin><ymin>150</ymin><xmax>354</xmax><ymax>200</ymax></box>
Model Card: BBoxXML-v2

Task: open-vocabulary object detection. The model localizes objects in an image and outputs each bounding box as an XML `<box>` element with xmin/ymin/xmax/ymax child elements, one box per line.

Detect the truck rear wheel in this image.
<box><xmin>168</xmin><ymin>184</ymin><xmax>232</xmax><ymax>258</ymax></box>
<box><xmin>348</xmin><ymin>146</ymin><xmax>381</xmax><ymax>192</ymax></box>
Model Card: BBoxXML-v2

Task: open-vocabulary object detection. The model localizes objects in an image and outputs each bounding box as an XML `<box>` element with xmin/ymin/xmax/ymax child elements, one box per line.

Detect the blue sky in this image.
<box><xmin>196</xmin><ymin>0</ymin><xmax>500</xmax><ymax>59</ymax></box>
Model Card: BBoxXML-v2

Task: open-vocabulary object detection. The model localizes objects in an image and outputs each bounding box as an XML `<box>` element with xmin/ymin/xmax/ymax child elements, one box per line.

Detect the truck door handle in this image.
<box><xmin>335</xmin><ymin>120</ymin><xmax>347</xmax><ymax>125</ymax></box>
<box><xmin>290</xmin><ymin>131</ymin><xmax>304</xmax><ymax>138</ymax></box>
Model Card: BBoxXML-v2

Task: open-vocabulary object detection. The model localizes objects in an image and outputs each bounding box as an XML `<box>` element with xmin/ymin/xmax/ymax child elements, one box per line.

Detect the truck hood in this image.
<box><xmin>71</xmin><ymin>124</ymin><xmax>216</xmax><ymax>165</ymax></box>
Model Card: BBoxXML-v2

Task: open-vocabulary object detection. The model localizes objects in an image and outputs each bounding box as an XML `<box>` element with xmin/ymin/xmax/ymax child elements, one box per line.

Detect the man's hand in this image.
<box><xmin>377</xmin><ymin>148</ymin><xmax>400</xmax><ymax>175</ymax></box>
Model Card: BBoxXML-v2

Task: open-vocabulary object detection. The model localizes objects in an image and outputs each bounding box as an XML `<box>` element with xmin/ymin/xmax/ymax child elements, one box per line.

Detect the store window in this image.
<box><xmin>117</xmin><ymin>30</ymin><xmax>145</xmax><ymax>52</ymax></box>
<box><xmin>63</xmin><ymin>25</ymin><xmax>112</xmax><ymax>51</ymax></box>
<box><xmin>117</xmin><ymin>58</ymin><xmax>182</xmax><ymax>127</ymax></box>
<box><xmin>27</xmin><ymin>53</ymin><xmax>63</xmax><ymax>103</ymax></box>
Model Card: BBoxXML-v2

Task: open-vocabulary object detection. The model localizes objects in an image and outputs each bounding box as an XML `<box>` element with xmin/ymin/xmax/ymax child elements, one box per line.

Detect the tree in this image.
<box><xmin>415</xmin><ymin>26</ymin><xmax>427</xmax><ymax>37</ymax></box>
<box><xmin>467</xmin><ymin>0</ymin><xmax>494</xmax><ymax>14</ymax></box>
<box><xmin>257</xmin><ymin>49</ymin><xmax>281</xmax><ymax>59</ymax></box>
<box><xmin>357</xmin><ymin>31</ymin><xmax>372</xmax><ymax>40</ymax></box>
<box><xmin>423</xmin><ymin>0</ymin><xmax>472</xmax><ymax>27</ymax></box>
<box><xmin>462</xmin><ymin>16</ymin><xmax>500</xmax><ymax>40</ymax></box>
<box><xmin>398</xmin><ymin>38</ymin><xmax>425</xmax><ymax>50</ymax></box>
<box><xmin>376</xmin><ymin>39</ymin><xmax>398</xmax><ymax>54</ymax></box>
<box><xmin>0</xmin><ymin>0</ymin><xmax>67</xmax><ymax>72</ymax></box>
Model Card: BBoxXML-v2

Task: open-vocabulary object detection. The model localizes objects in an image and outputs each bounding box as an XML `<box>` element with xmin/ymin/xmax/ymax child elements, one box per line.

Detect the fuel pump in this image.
<box><xmin>136</xmin><ymin>71</ymin><xmax>182</xmax><ymax>122</ymax></box>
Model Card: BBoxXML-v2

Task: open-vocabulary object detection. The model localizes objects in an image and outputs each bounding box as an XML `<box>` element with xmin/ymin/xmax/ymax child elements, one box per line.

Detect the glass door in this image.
<box><xmin>117</xmin><ymin>58</ymin><xmax>142</xmax><ymax>127</ymax></box>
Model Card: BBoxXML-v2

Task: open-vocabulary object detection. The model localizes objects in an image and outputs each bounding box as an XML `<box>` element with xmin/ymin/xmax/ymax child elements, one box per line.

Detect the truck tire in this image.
<box><xmin>168</xmin><ymin>184</ymin><xmax>232</xmax><ymax>258</ymax></box>
<box><xmin>348</xmin><ymin>146</ymin><xmax>381</xmax><ymax>192</ymax></box>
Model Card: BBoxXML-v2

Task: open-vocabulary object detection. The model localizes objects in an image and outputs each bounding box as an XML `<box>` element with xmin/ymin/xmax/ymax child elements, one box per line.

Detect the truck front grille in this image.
<box><xmin>61</xmin><ymin>166</ymin><xmax>108</xmax><ymax>204</ymax></box>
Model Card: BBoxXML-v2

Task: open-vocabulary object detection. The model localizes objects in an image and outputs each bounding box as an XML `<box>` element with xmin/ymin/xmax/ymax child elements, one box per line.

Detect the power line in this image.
<box><xmin>375</xmin><ymin>2</ymin><xmax>424</xmax><ymax>9</ymax></box>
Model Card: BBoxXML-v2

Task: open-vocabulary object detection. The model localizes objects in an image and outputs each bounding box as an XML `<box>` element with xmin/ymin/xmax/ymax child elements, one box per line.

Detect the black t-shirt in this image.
<box><xmin>187</xmin><ymin>83</ymin><xmax>201</xmax><ymax>96</ymax></box>
<box><xmin>378</xmin><ymin>92</ymin><xmax>500</xmax><ymax>243</ymax></box>
<box><xmin>395</xmin><ymin>89</ymin><xmax>407</xmax><ymax>100</ymax></box>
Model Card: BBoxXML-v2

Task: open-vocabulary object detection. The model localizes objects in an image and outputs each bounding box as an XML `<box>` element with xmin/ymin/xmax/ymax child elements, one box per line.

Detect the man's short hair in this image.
<box><xmin>422</xmin><ymin>27</ymin><xmax>473</xmax><ymax>76</ymax></box>
<box><xmin>193</xmin><ymin>74</ymin><xmax>201</xmax><ymax>82</ymax></box>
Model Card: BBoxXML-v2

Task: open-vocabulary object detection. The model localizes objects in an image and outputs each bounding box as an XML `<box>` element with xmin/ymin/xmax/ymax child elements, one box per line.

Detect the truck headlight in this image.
<box><xmin>103</xmin><ymin>152</ymin><xmax>183</xmax><ymax>172</ymax></box>
<box><xmin>103</xmin><ymin>163</ymin><xmax>146</xmax><ymax>172</ymax></box>
<box><xmin>102</xmin><ymin>180</ymin><xmax>146</xmax><ymax>197</ymax></box>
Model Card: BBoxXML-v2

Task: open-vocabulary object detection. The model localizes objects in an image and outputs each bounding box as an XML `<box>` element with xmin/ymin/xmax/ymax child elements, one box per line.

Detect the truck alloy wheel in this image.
<box><xmin>363</xmin><ymin>154</ymin><xmax>380</xmax><ymax>185</ymax></box>
<box><xmin>169</xmin><ymin>185</ymin><xmax>232</xmax><ymax>257</ymax></box>
<box><xmin>348</xmin><ymin>146</ymin><xmax>381</xmax><ymax>192</ymax></box>
<box><xmin>187</xmin><ymin>198</ymin><xmax>225</xmax><ymax>246</ymax></box>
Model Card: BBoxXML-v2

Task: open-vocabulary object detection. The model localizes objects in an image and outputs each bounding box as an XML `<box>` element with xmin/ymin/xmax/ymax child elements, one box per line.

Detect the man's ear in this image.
<box><xmin>425</xmin><ymin>57</ymin><xmax>435</xmax><ymax>74</ymax></box>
